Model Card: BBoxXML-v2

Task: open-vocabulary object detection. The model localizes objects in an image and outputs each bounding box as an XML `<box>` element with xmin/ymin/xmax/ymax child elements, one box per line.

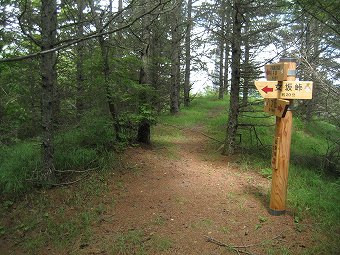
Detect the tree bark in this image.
<box><xmin>76</xmin><ymin>0</ymin><xmax>85</xmax><ymax>119</ymax></box>
<box><xmin>170</xmin><ymin>3</ymin><xmax>181</xmax><ymax>114</ymax></box>
<box><xmin>184</xmin><ymin>0</ymin><xmax>192</xmax><ymax>107</ymax></box>
<box><xmin>304</xmin><ymin>20</ymin><xmax>319</xmax><ymax>122</ymax></box>
<box><xmin>40</xmin><ymin>0</ymin><xmax>57</xmax><ymax>183</ymax></box>
<box><xmin>136</xmin><ymin>119</ymin><xmax>151</xmax><ymax>144</ymax></box>
<box><xmin>223</xmin><ymin>42</ymin><xmax>230</xmax><ymax>93</ymax></box>
<box><xmin>89</xmin><ymin>0</ymin><xmax>121</xmax><ymax>141</ymax></box>
<box><xmin>218</xmin><ymin>0</ymin><xmax>226</xmax><ymax>99</ymax></box>
<box><xmin>118</xmin><ymin>0</ymin><xmax>123</xmax><ymax>41</ymax></box>
<box><xmin>242</xmin><ymin>18</ymin><xmax>250</xmax><ymax>106</ymax></box>
<box><xmin>223</xmin><ymin>0</ymin><xmax>242</xmax><ymax>155</ymax></box>
<box><xmin>137</xmin><ymin>0</ymin><xmax>152</xmax><ymax>144</ymax></box>
<box><xmin>223</xmin><ymin>1</ymin><xmax>231</xmax><ymax>94</ymax></box>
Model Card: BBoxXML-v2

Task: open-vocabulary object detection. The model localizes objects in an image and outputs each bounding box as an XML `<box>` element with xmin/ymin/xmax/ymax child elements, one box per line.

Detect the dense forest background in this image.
<box><xmin>0</xmin><ymin>0</ymin><xmax>339</xmax><ymax>192</ymax></box>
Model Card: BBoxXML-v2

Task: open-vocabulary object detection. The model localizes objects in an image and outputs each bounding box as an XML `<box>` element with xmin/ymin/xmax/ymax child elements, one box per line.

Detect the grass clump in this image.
<box><xmin>112</xmin><ymin>230</ymin><xmax>146</xmax><ymax>255</ymax></box>
<box><xmin>111</xmin><ymin>230</ymin><xmax>172</xmax><ymax>255</ymax></box>
<box><xmin>150</xmin><ymin>236</ymin><xmax>172</xmax><ymax>252</ymax></box>
<box><xmin>0</xmin><ymin>141</ymin><xmax>40</xmax><ymax>194</ymax></box>
<box><xmin>54</xmin><ymin>111</ymin><xmax>115</xmax><ymax>170</ymax></box>
<box><xmin>21</xmin><ymin>209</ymin><xmax>94</xmax><ymax>253</ymax></box>
<box><xmin>0</xmin><ymin>110</ymin><xmax>116</xmax><ymax>195</ymax></box>
<box><xmin>288</xmin><ymin>166</ymin><xmax>340</xmax><ymax>226</ymax></box>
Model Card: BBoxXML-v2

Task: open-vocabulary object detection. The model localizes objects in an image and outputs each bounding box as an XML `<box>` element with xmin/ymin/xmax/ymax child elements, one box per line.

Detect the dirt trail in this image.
<box><xmin>84</xmin><ymin>126</ymin><xmax>313</xmax><ymax>255</ymax></box>
<box><xmin>0</xmin><ymin>123</ymin><xmax>314</xmax><ymax>255</ymax></box>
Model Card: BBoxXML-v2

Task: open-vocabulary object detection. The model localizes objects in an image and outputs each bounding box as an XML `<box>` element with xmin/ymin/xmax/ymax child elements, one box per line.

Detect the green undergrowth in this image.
<box><xmin>0</xmin><ymin>110</ymin><xmax>116</xmax><ymax>195</ymax></box>
<box><xmin>0</xmin><ymin>141</ymin><xmax>41</xmax><ymax>194</ymax></box>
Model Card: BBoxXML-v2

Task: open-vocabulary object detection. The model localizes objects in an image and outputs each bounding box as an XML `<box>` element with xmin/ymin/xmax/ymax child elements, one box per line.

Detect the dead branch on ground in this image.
<box><xmin>160</xmin><ymin>123</ymin><xmax>223</xmax><ymax>143</ymax></box>
<box><xmin>205</xmin><ymin>231</ymin><xmax>285</xmax><ymax>255</ymax></box>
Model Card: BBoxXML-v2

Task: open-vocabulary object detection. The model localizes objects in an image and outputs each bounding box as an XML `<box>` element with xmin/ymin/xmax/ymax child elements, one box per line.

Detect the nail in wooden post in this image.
<box><xmin>269</xmin><ymin>58</ymin><xmax>296</xmax><ymax>215</ymax></box>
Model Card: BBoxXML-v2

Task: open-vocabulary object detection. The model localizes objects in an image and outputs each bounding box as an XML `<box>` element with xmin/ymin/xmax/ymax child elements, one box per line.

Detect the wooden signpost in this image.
<box><xmin>254</xmin><ymin>81</ymin><xmax>313</xmax><ymax>99</ymax></box>
<box><xmin>254</xmin><ymin>58</ymin><xmax>313</xmax><ymax>215</ymax></box>
<box><xmin>264</xmin><ymin>99</ymin><xmax>290</xmax><ymax>118</ymax></box>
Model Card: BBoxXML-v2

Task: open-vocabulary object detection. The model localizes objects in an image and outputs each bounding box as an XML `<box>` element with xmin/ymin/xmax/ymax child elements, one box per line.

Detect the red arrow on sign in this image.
<box><xmin>262</xmin><ymin>86</ymin><xmax>274</xmax><ymax>94</ymax></box>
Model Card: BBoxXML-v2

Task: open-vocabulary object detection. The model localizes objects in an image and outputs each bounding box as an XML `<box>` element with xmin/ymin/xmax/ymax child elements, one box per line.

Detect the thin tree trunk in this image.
<box><xmin>218</xmin><ymin>0</ymin><xmax>226</xmax><ymax>99</ymax></box>
<box><xmin>170</xmin><ymin>3</ymin><xmax>181</xmax><ymax>114</ymax></box>
<box><xmin>223</xmin><ymin>1</ymin><xmax>231</xmax><ymax>94</ymax></box>
<box><xmin>137</xmin><ymin>0</ymin><xmax>152</xmax><ymax>144</ymax></box>
<box><xmin>76</xmin><ymin>0</ymin><xmax>85</xmax><ymax>119</ymax></box>
<box><xmin>223</xmin><ymin>0</ymin><xmax>242</xmax><ymax>155</ymax></box>
<box><xmin>305</xmin><ymin>20</ymin><xmax>319</xmax><ymax>122</ymax></box>
<box><xmin>223</xmin><ymin>43</ymin><xmax>230</xmax><ymax>93</ymax></box>
<box><xmin>89</xmin><ymin>0</ymin><xmax>121</xmax><ymax>141</ymax></box>
<box><xmin>242</xmin><ymin>19</ymin><xmax>250</xmax><ymax>106</ymax></box>
<box><xmin>184</xmin><ymin>0</ymin><xmax>192</xmax><ymax>107</ymax></box>
<box><xmin>118</xmin><ymin>0</ymin><xmax>123</xmax><ymax>41</ymax></box>
<box><xmin>40</xmin><ymin>0</ymin><xmax>57</xmax><ymax>183</ymax></box>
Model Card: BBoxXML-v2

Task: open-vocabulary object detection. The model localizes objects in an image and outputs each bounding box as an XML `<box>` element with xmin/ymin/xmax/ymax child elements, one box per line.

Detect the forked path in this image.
<box><xmin>88</xmin><ymin>125</ymin><xmax>313</xmax><ymax>254</ymax></box>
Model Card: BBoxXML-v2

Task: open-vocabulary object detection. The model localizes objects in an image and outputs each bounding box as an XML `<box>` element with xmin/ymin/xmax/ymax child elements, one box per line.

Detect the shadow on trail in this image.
<box><xmin>243</xmin><ymin>183</ymin><xmax>271</xmax><ymax>214</ymax></box>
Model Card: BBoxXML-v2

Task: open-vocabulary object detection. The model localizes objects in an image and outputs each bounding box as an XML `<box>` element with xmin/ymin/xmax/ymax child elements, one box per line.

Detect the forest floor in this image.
<box><xmin>1</xmin><ymin>112</ymin><xmax>317</xmax><ymax>255</ymax></box>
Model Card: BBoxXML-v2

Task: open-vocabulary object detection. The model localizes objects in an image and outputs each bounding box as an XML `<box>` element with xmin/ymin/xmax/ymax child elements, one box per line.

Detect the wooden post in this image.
<box><xmin>254</xmin><ymin>57</ymin><xmax>313</xmax><ymax>215</ymax></box>
<box><xmin>269</xmin><ymin>58</ymin><xmax>296</xmax><ymax>215</ymax></box>
<box><xmin>270</xmin><ymin>111</ymin><xmax>293</xmax><ymax>215</ymax></box>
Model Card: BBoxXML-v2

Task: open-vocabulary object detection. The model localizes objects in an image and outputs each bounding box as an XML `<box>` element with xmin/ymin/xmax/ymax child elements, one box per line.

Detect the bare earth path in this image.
<box><xmin>0</xmin><ymin>123</ymin><xmax>315</xmax><ymax>255</ymax></box>
<box><xmin>81</xmin><ymin>125</ymin><xmax>313</xmax><ymax>255</ymax></box>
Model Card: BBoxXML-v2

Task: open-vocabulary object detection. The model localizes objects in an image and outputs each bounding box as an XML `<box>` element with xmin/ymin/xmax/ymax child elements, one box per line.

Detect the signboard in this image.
<box><xmin>264</xmin><ymin>99</ymin><xmax>290</xmax><ymax>118</ymax></box>
<box><xmin>255</xmin><ymin>81</ymin><xmax>313</xmax><ymax>99</ymax></box>
<box><xmin>255</xmin><ymin>81</ymin><xmax>280</xmax><ymax>98</ymax></box>
<box><xmin>280</xmin><ymin>81</ymin><xmax>313</xmax><ymax>99</ymax></box>
<box><xmin>265</xmin><ymin>62</ymin><xmax>296</xmax><ymax>81</ymax></box>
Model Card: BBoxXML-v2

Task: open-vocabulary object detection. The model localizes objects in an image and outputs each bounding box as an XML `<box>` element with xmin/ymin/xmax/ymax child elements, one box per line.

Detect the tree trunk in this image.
<box><xmin>304</xmin><ymin>20</ymin><xmax>319</xmax><ymax>122</ymax></box>
<box><xmin>76</xmin><ymin>0</ymin><xmax>85</xmax><ymax>119</ymax></box>
<box><xmin>223</xmin><ymin>0</ymin><xmax>242</xmax><ymax>155</ymax></box>
<box><xmin>40</xmin><ymin>0</ymin><xmax>57</xmax><ymax>183</ymax></box>
<box><xmin>170</xmin><ymin>55</ymin><xmax>180</xmax><ymax>114</ymax></box>
<box><xmin>242</xmin><ymin>19</ymin><xmax>250</xmax><ymax>106</ymax></box>
<box><xmin>89</xmin><ymin>0</ymin><xmax>121</xmax><ymax>141</ymax></box>
<box><xmin>136</xmin><ymin>119</ymin><xmax>151</xmax><ymax>144</ymax></box>
<box><xmin>137</xmin><ymin>0</ymin><xmax>152</xmax><ymax>144</ymax></box>
<box><xmin>223</xmin><ymin>42</ymin><xmax>230</xmax><ymax>93</ymax></box>
<box><xmin>170</xmin><ymin>3</ymin><xmax>181</xmax><ymax>114</ymax></box>
<box><xmin>118</xmin><ymin>0</ymin><xmax>123</xmax><ymax>41</ymax></box>
<box><xmin>223</xmin><ymin>1</ymin><xmax>231</xmax><ymax>94</ymax></box>
<box><xmin>184</xmin><ymin>0</ymin><xmax>192</xmax><ymax>107</ymax></box>
<box><xmin>218</xmin><ymin>0</ymin><xmax>226</xmax><ymax>99</ymax></box>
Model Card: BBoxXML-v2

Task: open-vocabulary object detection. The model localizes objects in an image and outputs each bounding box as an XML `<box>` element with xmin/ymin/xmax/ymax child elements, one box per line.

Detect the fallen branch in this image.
<box><xmin>204</xmin><ymin>236</ymin><xmax>258</xmax><ymax>255</ymax></box>
<box><xmin>55</xmin><ymin>166</ymin><xmax>100</xmax><ymax>174</ymax></box>
<box><xmin>240</xmin><ymin>115</ymin><xmax>272</xmax><ymax>119</ymax></box>
<box><xmin>52</xmin><ymin>172</ymin><xmax>91</xmax><ymax>187</ymax></box>
<box><xmin>205</xmin><ymin>231</ymin><xmax>285</xmax><ymax>255</ymax></box>
<box><xmin>238</xmin><ymin>123</ymin><xmax>275</xmax><ymax>127</ymax></box>
<box><xmin>160</xmin><ymin>123</ymin><xmax>223</xmax><ymax>143</ymax></box>
<box><xmin>192</xmin><ymin>129</ymin><xmax>223</xmax><ymax>143</ymax></box>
